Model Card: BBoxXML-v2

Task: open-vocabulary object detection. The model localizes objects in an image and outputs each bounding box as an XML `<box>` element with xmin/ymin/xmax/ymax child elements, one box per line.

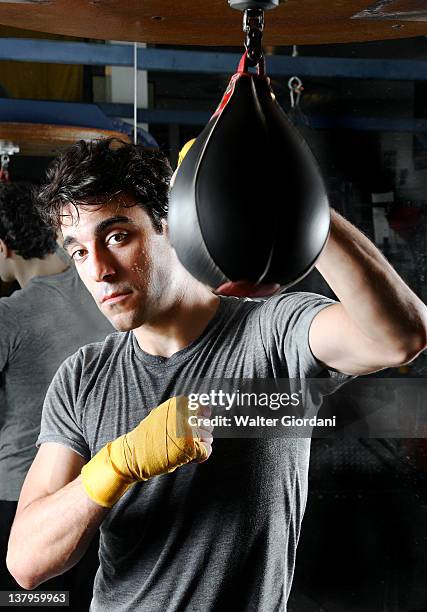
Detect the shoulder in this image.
<box><xmin>249</xmin><ymin>291</ymin><xmax>336</xmax><ymax>321</ymax></box>
<box><xmin>217</xmin><ymin>292</ymin><xmax>335</xmax><ymax>327</ymax></box>
<box><xmin>46</xmin><ymin>330</ymin><xmax>130</xmax><ymax>405</ymax></box>
<box><xmin>215</xmin><ymin>295</ymin><xmax>262</xmax><ymax>330</ymax></box>
<box><xmin>0</xmin><ymin>294</ymin><xmax>20</xmax><ymax>328</ymax></box>
<box><xmin>0</xmin><ymin>295</ymin><xmax>13</xmax><ymax>312</ymax></box>
<box><xmin>255</xmin><ymin>292</ymin><xmax>338</xmax><ymax>351</ymax></box>
<box><xmin>62</xmin><ymin>330</ymin><xmax>129</xmax><ymax>373</ymax></box>
<box><xmin>263</xmin><ymin>291</ymin><xmax>335</xmax><ymax>309</ymax></box>
<box><xmin>0</xmin><ymin>280</ymin><xmax>55</xmax><ymax>318</ymax></box>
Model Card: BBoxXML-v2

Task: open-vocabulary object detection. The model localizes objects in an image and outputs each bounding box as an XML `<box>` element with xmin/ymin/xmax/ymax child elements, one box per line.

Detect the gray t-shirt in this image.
<box><xmin>0</xmin><ymin>266</ymin><xmax>113</xmax><ymax>500</ymax></box>
<box><xmin>37</xmin><ymin>292</ymin><xmax>351</xmax><ymax>612</ymax></box>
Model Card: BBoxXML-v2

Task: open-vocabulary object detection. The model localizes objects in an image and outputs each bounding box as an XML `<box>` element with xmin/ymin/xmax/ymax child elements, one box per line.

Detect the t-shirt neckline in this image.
<box><xmin>131</xmin><ymin>295</ymin><xmax>233</xmax><ymax>367</ymax></box>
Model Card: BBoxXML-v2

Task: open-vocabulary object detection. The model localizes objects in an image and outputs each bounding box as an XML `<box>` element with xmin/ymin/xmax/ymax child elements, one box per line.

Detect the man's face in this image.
<box><xmin>61</xmin><ymin>194</ymin><xmax>174</xmax><ymax>331</ymax></box>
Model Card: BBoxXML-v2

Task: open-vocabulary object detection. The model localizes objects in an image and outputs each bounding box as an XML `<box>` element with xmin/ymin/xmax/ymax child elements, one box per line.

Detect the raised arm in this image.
<box><xmin>310</xmin><ymin>209</ymin><xmax>427</xmax><ymax>375</ymax></box>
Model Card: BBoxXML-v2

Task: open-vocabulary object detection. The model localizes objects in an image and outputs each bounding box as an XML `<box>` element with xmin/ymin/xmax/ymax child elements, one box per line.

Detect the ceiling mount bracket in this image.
<box><xmin>244</xmin><ymin>7</ymin><xmax>264</xmax><ymax>66</ymax></box>
<box><xmin>229</xmin><ymin>2</ymin><xmax>279</xmax><ymax>67</ymax></box>
<box><xmin>228</xmin><ymin>1</ymin><xmax>279</xmax><ymax>10</ymax></box>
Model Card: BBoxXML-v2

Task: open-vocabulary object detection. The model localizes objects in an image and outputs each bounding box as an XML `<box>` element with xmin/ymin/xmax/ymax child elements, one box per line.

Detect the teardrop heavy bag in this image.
<box><xmin>168</xmin><ymin>53</ymin><xmax>330</xmax><ymax>289</ymax></box>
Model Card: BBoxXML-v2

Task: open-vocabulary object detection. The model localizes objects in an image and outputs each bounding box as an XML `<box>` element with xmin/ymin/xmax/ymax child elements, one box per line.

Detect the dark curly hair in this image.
<box><xmin>37</xmin><ymin>138</ymin><xmax>173</xmax><ymax>233</ymax></box>
<box><xmin>0</xmin><ymin>182</ymin><xmax>57</xmax><ymax>260</ymax></box>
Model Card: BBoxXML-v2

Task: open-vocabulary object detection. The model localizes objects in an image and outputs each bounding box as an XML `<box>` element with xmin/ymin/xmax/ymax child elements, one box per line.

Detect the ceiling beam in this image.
<box><xmin>0</xmin><ymin>38</ymin><xmax>427</xmax><ymax>80</ymax></box>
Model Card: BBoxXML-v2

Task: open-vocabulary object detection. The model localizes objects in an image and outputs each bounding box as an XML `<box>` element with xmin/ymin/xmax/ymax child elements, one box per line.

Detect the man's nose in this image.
<box><xmin>87</xmin><ymin>249</ymin><xmax>115</xmax><ymax>282</ymax></box>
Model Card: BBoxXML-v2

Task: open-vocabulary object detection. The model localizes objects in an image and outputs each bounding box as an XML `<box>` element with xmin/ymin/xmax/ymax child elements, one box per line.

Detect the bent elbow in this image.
<box><xmin>388</xmin><ymin>334</ymin><xmax>427</xmax><ymax>367</ymax></box>
<box><xmin>6</xmin><ymin>551</ymin><xmax>41</xmax><ymax>591</ymax></box>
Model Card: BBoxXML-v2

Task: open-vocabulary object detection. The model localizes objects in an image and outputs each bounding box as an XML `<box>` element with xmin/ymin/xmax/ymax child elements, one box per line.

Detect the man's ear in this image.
<box><xmin>0</xmin><ymin>239</ymin><xmax>10</xmax><ymax>259</ymax></box>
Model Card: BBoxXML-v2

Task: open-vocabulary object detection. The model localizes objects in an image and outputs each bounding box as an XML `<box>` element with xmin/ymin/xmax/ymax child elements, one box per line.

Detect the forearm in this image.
<box><xmin>6</xmin><ymin>397</ymin><xmax>212</xmax><ymax>591</ymax></box>
<box><xmin>316</xmin><ymin>209</ymin><xmax>427</xmax><ymax>351</ymax></box>
<box><xmin>7</xmin><ymin>476</ymin><xmax>107</xmax><ymax>590</ymax></box>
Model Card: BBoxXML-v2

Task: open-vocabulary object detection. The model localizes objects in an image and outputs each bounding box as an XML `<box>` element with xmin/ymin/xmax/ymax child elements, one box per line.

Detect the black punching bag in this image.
<box><xmin>168</xmin><ymin>53</ymin><xmax>330</xmax><ymax>290</ymax></box>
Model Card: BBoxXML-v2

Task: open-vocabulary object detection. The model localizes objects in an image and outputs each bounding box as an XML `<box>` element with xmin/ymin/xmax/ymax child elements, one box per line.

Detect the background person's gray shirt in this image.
<box><xmin>37</xmin><ymin>292</ymin><xmax>351</xmax><ymax>612</ymax></box>
<box><xmin>0</xmin><ymin>265</ymin><xmax>113</xmax><ymax>501</ymax></box>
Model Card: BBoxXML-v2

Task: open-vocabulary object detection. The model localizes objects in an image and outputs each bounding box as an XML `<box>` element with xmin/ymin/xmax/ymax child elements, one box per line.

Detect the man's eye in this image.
<box><xmin>71</xmin><ymin>249</ymin><xmax>87</xmax><ymax>261</ymax></box>
<box><xmin>107</xmin><ymin>233</ymin><xmax>128</xmax><ymax>245</ymax></box>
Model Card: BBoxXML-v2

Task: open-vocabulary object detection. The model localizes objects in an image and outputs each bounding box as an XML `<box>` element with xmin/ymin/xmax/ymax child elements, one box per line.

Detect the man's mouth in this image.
<box><xmin>101</xmin><ymin>291</ymin><xmax>132</xmax><ymax>305</ymax></box>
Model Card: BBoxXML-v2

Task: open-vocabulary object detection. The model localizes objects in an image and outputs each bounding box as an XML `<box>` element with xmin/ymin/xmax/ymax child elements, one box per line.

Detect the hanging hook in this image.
<box><xmin>0</xmin><ymin>142</ymin><xmax>19</xmax><ymax>182</ymax></box>
<box><xmin>0</xmin><ymin>154</ymin><xmax>10</xmax><ymax>182</ymax></box>
<box><xmin>288</xmin><ymin>76</ymin><xmax>304</xmax><ymax>109</ymax></box>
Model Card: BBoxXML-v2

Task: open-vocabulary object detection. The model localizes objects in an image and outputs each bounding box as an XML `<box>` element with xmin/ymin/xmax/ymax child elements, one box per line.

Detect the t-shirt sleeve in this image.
<box><xmin>259</xmin><ymin>291</ymin><xmax>354</xmax><ymax>391</ymax></box>
<box><xmin>0</xmin><ymin>300</ymin><xmax>20</xmax><ymax>373</ymax></box>
<box><xmin>36</xmin><ymin>350</ymin><xmax>90</xmax><ymax>460</ymax></box>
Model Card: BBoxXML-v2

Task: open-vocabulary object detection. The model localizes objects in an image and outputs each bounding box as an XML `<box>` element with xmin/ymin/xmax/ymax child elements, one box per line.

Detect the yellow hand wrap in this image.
<box><xmin>81</xmin><ymin>396</ymin><xmax>207</xmax><ymax>508</ymax></box>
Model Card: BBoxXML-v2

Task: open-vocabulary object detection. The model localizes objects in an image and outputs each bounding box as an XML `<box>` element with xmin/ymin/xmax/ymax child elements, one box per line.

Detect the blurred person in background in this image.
<box><xmin>0</xmin><ymin>182</ymin><xmax>112</xmax><ymax>606</ymax></box>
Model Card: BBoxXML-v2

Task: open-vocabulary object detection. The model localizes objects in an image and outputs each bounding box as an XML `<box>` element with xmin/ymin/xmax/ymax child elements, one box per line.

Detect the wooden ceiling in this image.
<box><xmin>0</xmin><ymin>123</ymin><xmax>130</xmax><ymax>156</ymax></box>
<box><xmin>0</xmin><ymin>1</ymin><xmax>426</xmax><ymax>46</ymax></box>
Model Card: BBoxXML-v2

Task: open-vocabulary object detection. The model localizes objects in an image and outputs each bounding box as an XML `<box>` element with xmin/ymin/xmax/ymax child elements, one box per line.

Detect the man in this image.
<box><xmin>0</xmin><ymin>182</ymin><xmax>112</xmax><ymax>592</ymax></box>
<box><xmin>7</xmin><ymin>139</ymin><xmax>427</xmax><ymax>611</ymax></box>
